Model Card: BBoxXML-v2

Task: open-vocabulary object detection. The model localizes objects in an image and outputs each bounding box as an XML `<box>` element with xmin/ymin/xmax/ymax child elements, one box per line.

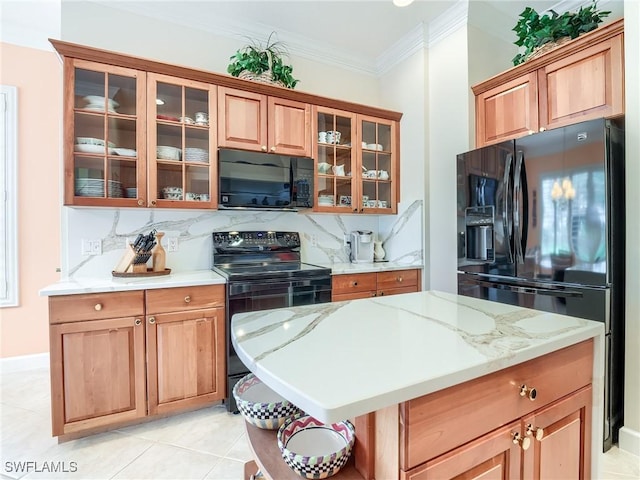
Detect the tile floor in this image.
<box><xmin>1</xmin><ymin>365</ymin><xmax>639</xmax><ymax>479</ymax></box>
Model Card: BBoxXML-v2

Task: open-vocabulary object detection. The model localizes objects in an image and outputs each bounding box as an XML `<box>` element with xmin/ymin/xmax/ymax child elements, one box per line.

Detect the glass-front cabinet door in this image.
<box><xmin>358</xmin><ymin>115</ymin><xmax>397</xmax><ymax>214</ymax></box>
<box><xmin>66</xmin><ymin>60</ymin><xmax>146</xmax><ymax>206</ymax></box>
<box><xmin>147</xmin><ymin>74</ymin><xmax>217</xmax><ymax>208</ymax></box>
<box><xmin>313</xmin><ymin>107</ymin><xmax>356</xmax><ymax>212</ymax></box>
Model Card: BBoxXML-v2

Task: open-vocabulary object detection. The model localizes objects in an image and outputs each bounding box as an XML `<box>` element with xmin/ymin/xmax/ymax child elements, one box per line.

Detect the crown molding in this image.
<box><xmin>376</xmin><ymin>23</ymin><xmax>426</xmax><ymax>76</ymax></box>
<box><xmin>427</xmin><ymin>0</ymin><xmax>468</xmax><ymax>49</ymax></box>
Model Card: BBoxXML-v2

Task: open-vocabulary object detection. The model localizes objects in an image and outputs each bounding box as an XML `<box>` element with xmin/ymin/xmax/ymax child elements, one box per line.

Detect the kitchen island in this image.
<box><xmin>232</xmin><ymin>290</ymin><xmax>604</xmax><ymax>480</ymax></box>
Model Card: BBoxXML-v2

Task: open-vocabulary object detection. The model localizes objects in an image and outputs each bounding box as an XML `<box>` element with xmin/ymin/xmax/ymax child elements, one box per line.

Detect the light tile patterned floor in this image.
<box><xmin>1</xmin><ymin>365</ymin><xmax>638</xmax><ymax>479</ymax></box>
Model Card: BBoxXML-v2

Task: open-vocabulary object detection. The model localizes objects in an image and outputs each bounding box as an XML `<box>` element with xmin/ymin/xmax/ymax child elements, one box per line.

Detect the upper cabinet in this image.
<box><xmin>313</xmin><ymin>107</ymin><xmax>399</xmax><ymax>214</ymax></box>
<box><xmin>473</xmin><ymin>19</ymin><xmax>624</xmax><ymax>147</ymax></box>
<box><xmin>52</xmin><ymin>40</ymin><xmax>402</xmax><ymax>211</ymax></box>
<box><xmin>65</xmin><ymin>60</ymin><xmax>147</xmax><ymax>207</ymax></box>
<box><xmin>147</xmin><ymin>73</ymin><xmax>217</xmax><ymax>208</ymax></box>
<box><xmin>218</xmin><ymin>87</ymin><xmax>311</xmax><ymax>156</ymax></box>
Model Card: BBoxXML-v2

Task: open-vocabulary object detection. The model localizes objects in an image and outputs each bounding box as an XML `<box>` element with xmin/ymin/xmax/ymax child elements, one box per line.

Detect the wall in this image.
<box><xmin>620</xmin><ymin>0</ymin><xmax>640</xmax><ymax>458</ymax></box>
<box><xmin>60</xmin><ymin>1</ymin><xmax>381</xmax><ymax>107</ymax></box>
<box><xmin>378</xmin><ymin>43</ymin><xmax>427</xmax><ymax>271</ymax></box>
<box><xmin>57</xmin><ymin>1</ymin><xmax>423</xmax><ymax>281</ymax></box>
<box><xmin>424</xmin><ymin>26</ymin><xmax>470</xmax><ymax>292</ymax></box>
<box><xmin>0</xmin><ymin>43</ymin><xmax>62</xmax><ymax>357</ymax></box>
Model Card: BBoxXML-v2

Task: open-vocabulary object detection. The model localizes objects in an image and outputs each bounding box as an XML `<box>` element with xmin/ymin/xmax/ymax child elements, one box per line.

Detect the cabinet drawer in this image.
<box><xmin>332</xmin><ymin>291</ymin><xmax>376</xmax><ymax>302</ymax></box>
<box><xmin>332</xmin><ymin>273</ymin><xmax>377</xmax><ymax>295</ymax></box>
<box><xmin>378</xmin><ymin>286</ymin><xmax>418</xmax><ymax>297</ymax></box>
<box><xmin>400</xmin><ymin>339</ymin><xmax>593</xmax><ymax>470</ymax></box>
<box><xmin>49</xmin><ymin>291</ymin><xmax>144</xmax><ymax>324</ymax></box>
<box><xmin>377</xmin><ymin>269</ymin><xmax>419</xmax><ymax>291</ymax></box>
<box><xmin>146</xmin><ymin>285</ymin><xmax>225</xmax><ymax>314</ymax></box>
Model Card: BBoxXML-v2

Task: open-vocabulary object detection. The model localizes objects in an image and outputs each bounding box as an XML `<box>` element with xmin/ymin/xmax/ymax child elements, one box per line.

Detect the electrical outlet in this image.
<box><xmin>310</xmin><ymin>234</ymin><xmax>318</xmax><ymax>247</ymax></box>
<box><xmin>167</xmin><ymin>237</ymin><xmax>178</xmax><ymax>252</ymax></box>
<box><xmin>81</xmin><ymin>239</ymin><xmax>102</xmax><ymax>256</ymax></box>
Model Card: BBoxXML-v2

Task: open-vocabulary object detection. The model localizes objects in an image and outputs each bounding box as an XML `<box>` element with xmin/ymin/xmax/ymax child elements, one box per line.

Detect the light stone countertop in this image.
<box><xmin>231</xmin><ymin>290</ymin><xmax>604</xmax><ymax>425</ymax></box>
<box><xmin>39</xmin><ymin>270</ymin><xmax>226</xmax><ymax>296</ymax></box>
<box><xmin>39</xmin><ymin>263</ymin><xmax>423</xmax><ymax>296</ymax></box>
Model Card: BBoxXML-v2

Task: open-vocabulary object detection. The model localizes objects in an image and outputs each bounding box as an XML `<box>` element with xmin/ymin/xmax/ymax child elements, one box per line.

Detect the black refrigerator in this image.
<box><xmin>456</xmin><ymin>117</ymin><xmax>625</xmax><ymax>451</ymax></box>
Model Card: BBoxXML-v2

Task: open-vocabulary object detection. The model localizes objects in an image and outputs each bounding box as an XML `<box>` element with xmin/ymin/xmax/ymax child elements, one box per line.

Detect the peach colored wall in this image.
<box><xmin>0</xmin><ymin>43</ymin><xmax>61</xmax><ymax>357</ymax></box>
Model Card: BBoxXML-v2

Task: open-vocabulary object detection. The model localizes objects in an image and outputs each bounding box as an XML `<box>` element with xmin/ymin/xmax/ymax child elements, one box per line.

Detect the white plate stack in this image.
<box><xmin>184</xmin><ymin>147</ymin><xmax>208</xmax><ymax>163</ymax></box>
<box><xmin>75</xmin><ymin>179</ymin><xmax>123</xmax><ymax>198</ymax></box>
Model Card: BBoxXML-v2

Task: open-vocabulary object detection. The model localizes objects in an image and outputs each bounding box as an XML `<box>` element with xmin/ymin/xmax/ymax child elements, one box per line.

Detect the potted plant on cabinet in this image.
<box><xmin>511</xmin><ymin>0</ymin><xmax>610</xmax><ymax>65</ymax></box>
<box><xmin>227</xmin><ymin>32</ymin><xmax>299</xmax><ymax>89</ymax></box>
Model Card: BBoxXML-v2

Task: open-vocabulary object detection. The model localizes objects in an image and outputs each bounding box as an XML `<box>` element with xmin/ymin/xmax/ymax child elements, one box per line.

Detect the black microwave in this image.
<box><xmin>218</xmin><ymin>148</ymin><xmax>314</xmax><ymax>210</ymax></box>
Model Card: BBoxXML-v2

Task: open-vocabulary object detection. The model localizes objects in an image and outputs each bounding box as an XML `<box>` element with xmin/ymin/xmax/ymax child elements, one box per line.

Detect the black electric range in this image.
<box><xmin>211</xmin><ymin>231</ymin><xmax>332</xmax><ymax>411</ymax></box>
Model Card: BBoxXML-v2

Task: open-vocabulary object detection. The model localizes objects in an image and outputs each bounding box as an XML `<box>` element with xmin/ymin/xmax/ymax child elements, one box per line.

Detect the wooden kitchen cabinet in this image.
<box><xmin>313</xmin><ymin>106</ymin><xmax>399</xmax><ymax>214</ymax></box>
<box><xmin>218</xmin><ymin>87</ymin><xmax>311</xmax><ymax>156</ymax></box>
<box><xmin>49</xmin><ymin>291</ymin><xmax>146</xmax><ymax>436</ymax></box>
<box><xmin>63</xmin><ymin>59</ymin><xmax>147</xmax><ymax>207</ymax></box>
<box><xmin>48</xmin><ymin>285</ymin><xmax>225</xmax><ymax>438</ymax></box>
<box><xmin>147</xmin><ymin>73</ymin><xmax>217</xmax><ymax>208</ymax></box>
<box><xmin>332</xmin><ymin>269</ymin><xmax>420</xmax><ymax>302</ymax></box>
<box><xmin>473</xmin><ymin>19</ymin><xmax>624</xmax><ymax>147</ymax></box>
<box><xmin>145</xmin><ymin>285</ymin><xmax>226</xmax><ymax>415</ymax></box>
<box><xmin>393</xmin><ymin>339</ymin><xmax>593</xmax><ymax>479</ymax></box>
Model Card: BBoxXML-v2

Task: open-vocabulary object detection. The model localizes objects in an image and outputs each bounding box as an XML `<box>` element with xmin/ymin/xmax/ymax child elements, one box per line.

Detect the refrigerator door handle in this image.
<box><xmin>472</xmin><ymin>278</ymin><xmax>584</xmax><ymax>298</ymax></box>
<box><xmin>503</xmin><ymin>153</ymin><xmax>514</xmax><ymax>263</ymax></box>
<box><xmin>513</xmin><ymin>151</ymin><xmax>524</xmax><ymax>264</ymax></box>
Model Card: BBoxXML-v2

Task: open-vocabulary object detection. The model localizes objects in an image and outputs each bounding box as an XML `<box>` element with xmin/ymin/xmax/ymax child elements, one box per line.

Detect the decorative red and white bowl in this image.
<box><xmin>277</xmin><ymin>414</ymin><xmax>356</xmax><ymax>479</ymax></box>
<box><xmin>232</xmin><ymin>373</ymin><xmax>300</xmax><ymax>430</ymax></box>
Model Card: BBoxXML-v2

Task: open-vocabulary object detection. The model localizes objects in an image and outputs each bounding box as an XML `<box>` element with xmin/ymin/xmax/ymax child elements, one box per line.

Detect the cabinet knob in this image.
<box><xmin>134</xmin><ymin>318</ymin><xmax>141</xmax><ymax>326</ymax></box>
<box><xmin>371</xmin><ymin>292</ymin><xmax>377</xmax><ymax>297</ymax></box>
<box><xmin>539</xmin><ymin>127</ymin><xmax>546</xmax><ymax>132</ymax></box>
<box><xmin>184</xmin><ymin>295</ymin><xmax>191</xmax><ymax>303</ymax></box>
<box><xmin>351</xmin><ymin>281</ymin><xmax>358</xmax><ymax>287</ymax></box>
<box><xmin>519</xmin><ymin>384</ymin><xmax>537</xmax><ymax>401</ymax></box>
<box><xmin>360</xmin><ymin>208</ymin><xmax>364</xmax><ymax>213</ymax></box>
<box><xmin>528</xmin><ymin>130</ymin><xmax>535</xmax><ymax>135</ymax></box>
<box><xmin>270</xmin><ymin>146</ymin><xmax>276</xmax><ymax>152</ymax></box>
<box><xmin>379</xmin><ymin>291</ymin><xmax>385</xmax><ymax>296</ymax></box>
<box><xmin>526</xmin><ymin>423</ymin><xmax>544</xmax><ymax>440</ymax></box>
<box><xmin>353</xmin><ymin>208</ymin><xmax>358</xmax><ymax>212</ymax></box>
<box><xmin>397</xmin><ymin>276</ymin><xmax>403</xmax><ymax>283</ymax></box>
<box><xmin>137</xmin><ymin>199</ymin><xmax>144</xmax><ymax>206</ymax></box>
<box><xmin>148</xmin><ymin>317</ymin><xmax>156</xmax><ymax>324</ymax></box>
<box><xmin>150</xmin><ymin>200</ymin><xmax>157</xmax><ymax>207</ymax></box>
<box><xmin>261</xmin><ymin>145</ymin><xmax>267</xmax><ymax>152</ymax></box>
<box><xmin>512</xmin><ymin>432</ymin><xmax>531</xmax><ymax>450</ymax></box>
<box><xmin>94</xmin><ymin>303</ymin><xmax>103</xmax><ymax>311</ymax></box>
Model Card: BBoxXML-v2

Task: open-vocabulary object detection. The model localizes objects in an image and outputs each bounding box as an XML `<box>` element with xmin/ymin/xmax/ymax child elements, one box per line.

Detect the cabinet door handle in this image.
<box><xmin>148</xmin><ymin>317</ymin><xmax>156</xmax><ymax>324</ymax></box>
<box><xmin>526</xmin><ymin>423</ymin><xmax>544</xmax><ymax>440</ymax></box>
<box><xmin>261</xmin><ymin>145</ymin><xmax>267</xmax><ymax>152</ymax></box>
<box><xmin>270</xmin><ymin>146</ymin><xmax>276</xmax><ymax>152</ymax></box>
<box><xmin>397</xmin><ymin>276</ymin><xmax>403</xmax><ymax>283</ymax></box>
<box><xmin>371</xmin><ymin>292</ymin><xmax>376</xmax><ymax>297</ymax></box>
<box><xmin>150</xmin><ymin>200</ymin><xmax>157</xmax><ymax>206</ymax></box>
<box><xmin>519</xmin><ymin>384</ymin><xmax>537</xmax><ymax>401</ymax></box>
<box><xmin>94</xmin><ymin>303</ymin><xmax>103</xmax><ymax>311</ymax></box>
<box><xmin>134</xmin><ymin>318</ymin><xmax>142</xmax><ymax>326</ymax></box>
<box><xmin>137</xmin><ymin>199</ymin><xmax>144</xmax><ymax>206</ymax></box>
<box><xmin>379</xmin><ymin>291</ymin><xmax>385</xmax><ymax>296</ymax></box>
<box><xmin>512</xmin><ymin>432</ymin><xmax>531</xmax><ymax>450</ymax></box>
<box><xmin>351</xmin><ymin>281</ymin><xmax>358</xmax><ymax>287</ymax></box>
<box><xmin>539</xmin><ymin>127</ymin><xmax>546</xmax><ymax>132</ymax></box>
<box><xmin>353</xmin><ymin>208</ymin><xmax>358</xmax><ymax>212</ymax></box>
<box><xmin>184</xmin><ymin>295</ymin><xmax>191</xmax><ymax>303</ymax></box>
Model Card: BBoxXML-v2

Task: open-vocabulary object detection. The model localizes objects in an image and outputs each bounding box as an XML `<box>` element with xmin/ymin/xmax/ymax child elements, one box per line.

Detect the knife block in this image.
<box><xmin>113</xmin><ymin>244</ymin><xmax>150</xmax><ymax>274</ymax></box>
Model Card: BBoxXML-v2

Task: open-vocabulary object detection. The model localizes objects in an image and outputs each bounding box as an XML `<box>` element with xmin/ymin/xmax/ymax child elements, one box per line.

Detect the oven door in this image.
<box><xmin>225</xmin><ymin>275</ymin><xmax>331</xmax><ymax>411</ymax></box>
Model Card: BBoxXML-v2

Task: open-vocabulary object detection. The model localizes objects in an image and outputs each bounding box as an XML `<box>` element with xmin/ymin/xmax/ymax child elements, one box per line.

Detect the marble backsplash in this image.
<box><xmin>63</xmin><ymin>200</ymin><xmax>423</xmax><ymax>279</ymax></box>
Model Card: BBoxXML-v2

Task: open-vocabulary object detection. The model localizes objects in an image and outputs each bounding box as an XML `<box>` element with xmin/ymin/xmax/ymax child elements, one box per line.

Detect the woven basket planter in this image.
<box><xmin>526</xmin><ymin>36</ymin><xmax>572</xmax><ymax>62</ymax></box>
<box><xmin>238</xmin><ymin>70</ymin><xmax>286</xmax><ymax>88</ymax></box>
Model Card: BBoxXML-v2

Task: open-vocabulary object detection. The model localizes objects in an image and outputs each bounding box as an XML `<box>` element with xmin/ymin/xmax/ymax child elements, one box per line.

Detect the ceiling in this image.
<box><xmin>80</xmin><ymin>0</ymin><xmax>623</xmax><ymax>74</ymax></box>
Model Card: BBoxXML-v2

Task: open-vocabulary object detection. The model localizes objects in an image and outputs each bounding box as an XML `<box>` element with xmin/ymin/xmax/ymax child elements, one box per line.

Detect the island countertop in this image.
<box><xmin>231</xmin><ymin>290</ymin><xmax>604</xmax><ymax>424</ymax></box>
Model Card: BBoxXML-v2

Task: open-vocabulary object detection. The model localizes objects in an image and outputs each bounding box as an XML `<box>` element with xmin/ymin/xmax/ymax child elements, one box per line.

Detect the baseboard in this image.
<box><xmin>0</xmin><ymin>352</ymin><xmax>50</xmax><ymax>373</ymax></box>
<box><xmin>618</xmin><ymin>426</ymin><xmax>640</xmax><ymax>457</ymax></box>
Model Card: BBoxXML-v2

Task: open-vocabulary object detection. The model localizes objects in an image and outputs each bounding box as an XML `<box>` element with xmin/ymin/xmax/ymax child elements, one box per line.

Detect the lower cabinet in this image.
<box><xmin>332</xmin><ymin>269</ymin><xmax>421</xmax><ymax>302</ymax></box>
<box><xmin>355</xmin><ymin>339</ymin><xmax>594</xmax><ymax>480</ymax></box>
<box><xmin>48</xmin><ymin>285</ymin><xmax>225</xmax><ymax>437</ymax></box>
